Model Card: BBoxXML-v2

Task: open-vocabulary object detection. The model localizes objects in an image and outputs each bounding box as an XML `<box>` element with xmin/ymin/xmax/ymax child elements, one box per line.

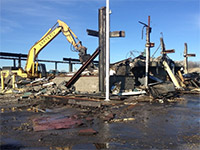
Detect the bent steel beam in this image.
<box><xmin>65</xmin><ymin>47</ymin><xmax>100</xmax><ymax>88</ymax></box>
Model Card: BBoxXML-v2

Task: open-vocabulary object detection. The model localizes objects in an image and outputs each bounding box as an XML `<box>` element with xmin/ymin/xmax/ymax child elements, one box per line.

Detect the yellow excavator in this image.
<box><xmin>1</xmin><ymin>20</ymin><xmax>89</xmax><ymax>90</ymax></box>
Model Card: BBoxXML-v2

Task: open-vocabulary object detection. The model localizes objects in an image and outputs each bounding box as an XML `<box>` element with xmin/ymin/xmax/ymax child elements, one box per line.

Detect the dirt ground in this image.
<box><xmin>188</xmin><ymin>67</ymin><xmax>200</xmax><ymax>73</ymax></box>
<box><xmin>0</xmin><ymin>94</ymin><xmax>200</xmax><ymax>150</ymax></box>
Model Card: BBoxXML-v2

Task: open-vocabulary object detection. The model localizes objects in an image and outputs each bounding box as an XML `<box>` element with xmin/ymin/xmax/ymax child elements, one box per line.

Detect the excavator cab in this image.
<box><xmin>35</xmin><ymin>63</ymin><xmax>47</xmax><ymax>78</ymax></box>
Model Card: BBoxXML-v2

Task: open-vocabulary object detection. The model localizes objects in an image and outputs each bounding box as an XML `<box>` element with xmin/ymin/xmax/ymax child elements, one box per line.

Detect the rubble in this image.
<box><xmin>68</xmin><ymin>99</ymin><xmax>101</xmax><ymax>108</ymax></box>
<box><xmin>0</xmin><ymin>79</ymin><xmax>199</xmax><ymax>149</ymax></box>
<box><xmin>0</xmin><ymin>35</ymin><xmax>199</xmax><ymax>121</ymax></box>
<box><xmin>148</xmin><ymin>81</ymin><xmax>176</xmax><ymax>99</ymax></box>
<box><xmin>101</xmin><ymin>112</ymin><xmax>115</xmax><ymax>122</ymax></box>
<box><xmin>110</xmin><ymin>117</ymin><xmax>135</xmax><ymax>123</ymax></box>
<box><xmin>117</xmin><ymin>90</ymin><xmax>146</xmax><ymax>96</ymax></box>
<box><xmin>78</xmin><ymin>128</ymin><xmax>98</xmax><ymax>135</ymax></box>
<box><xmin>1</xmin><ymin>50</ymin><xmax>199</xmax><ymax>103</ymax></box>
<box><xmin>1</xmin><ymin>64</ymin><xmax>199</xmax><ymax>106</ymax></box>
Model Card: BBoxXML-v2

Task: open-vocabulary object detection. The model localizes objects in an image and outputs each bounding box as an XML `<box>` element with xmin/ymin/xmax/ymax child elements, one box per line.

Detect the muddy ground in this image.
<box><xmin>0</xmin><ymin>94</ymin><xmax>200</xmax><ymax>150</ymax></box>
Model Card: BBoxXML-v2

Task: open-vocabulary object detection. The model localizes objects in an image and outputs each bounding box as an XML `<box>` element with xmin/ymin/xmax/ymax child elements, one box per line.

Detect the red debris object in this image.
<box><xmin>102</xmin><ymin>113</ymin><xmax>115</xmax><ymax>121</ymax></box>
<box><xmin>32</xmin><ymin>115</ymin><xmax>82</xmax><ymax>131</ymax></box>
<box><xmin>79</xmin><ymin>128</ymin><xmax>98</xmax><ymax>135</ymax></box>
<box><xmin>85</xmin><ymin>117</ymin><xmax>94</xmax><ymax>121</ymax></box>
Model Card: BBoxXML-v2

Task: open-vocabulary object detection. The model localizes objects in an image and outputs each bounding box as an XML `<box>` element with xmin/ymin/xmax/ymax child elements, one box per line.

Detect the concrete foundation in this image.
<box><xmin>52</xmin><ymin>75</ymin><xmax>135</xmax><ymax>93</ymax></box>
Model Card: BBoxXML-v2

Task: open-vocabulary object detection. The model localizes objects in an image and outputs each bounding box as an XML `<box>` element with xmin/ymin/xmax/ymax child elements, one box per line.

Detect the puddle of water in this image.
<box><xmin>20</xmin><ymin>148</ymin><xmax>50</xmax><ymax>150</ymax></box>
<box><xmin>1</xmin><ymin>138</ymin><xmax>24</xmax><ymax>150</ymax></box>
<box><xmin>71</xmin><ymin>143</ymin><xmax>96</xmax><ymax>150</ymax></box>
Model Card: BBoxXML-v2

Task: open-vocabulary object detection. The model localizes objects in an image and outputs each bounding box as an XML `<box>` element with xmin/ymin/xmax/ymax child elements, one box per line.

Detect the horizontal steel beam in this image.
<box><xmin>0</xmin><ymin>56</ymin><xmax>69</xmax><ymax>64</ymax></box>
<box><xmin>87</xmin><ymin>29</ymin><xmax>99</xmax><ymax>37</ymax></box>
<box><xmin>110</xmin><ymin>31</ymin><xmax>125</xmax><ymax>37</ymax></box>
<box><xmin>0</xmin><ymin>52</ymin><xmax>28</xmax><ymax>58</ymax></box>
<box><xmin>63</xmin><ymin>57</ymin><xmax>99</xmax><ymax>64</ymax></box>
<box><xmin>185</xmin><ymin>54</ymin><xmax>196</xmax><ymax>57</ymax></box>
<box><xmin>161</xmin><ymin>49</ymin><xmax>175</xmax><ymax>54</ymax></box>
<box><xmin>87</xmin><ymin>29</ymin><xmax>125</xmax><ymax>38</ymax></box>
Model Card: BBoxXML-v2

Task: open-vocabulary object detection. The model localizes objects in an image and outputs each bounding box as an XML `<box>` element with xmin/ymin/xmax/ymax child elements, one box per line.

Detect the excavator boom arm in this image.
<box><xmin>57</xmin><ymin>20</ymin><xmax>82</xmax><ymax>50</ymax></box>
<box><xmin>25</xmin><ymin>26</ymin><xmax>62</xmax><ymax>74</ymax></box>
<box><xmin>25</xmin><ymin>20</ymin><xmax>88</xmax><ymax>76</ymax></box>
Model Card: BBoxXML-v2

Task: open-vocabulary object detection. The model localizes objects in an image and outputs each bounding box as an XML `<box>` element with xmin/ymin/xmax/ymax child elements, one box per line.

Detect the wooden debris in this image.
<box><xmin>68</xmin><ymin>99</ymin><xmax>101</xmax><ymax>107</ymax></box>
<box><xmin>102</xmin><ymin>113</ymin><xmax>115</xmax><ymax>122</ymax></box>
<box><xmin>110</xmin><ymin>117</ymin><xmax>135</xmax><ymax>123</ymax></box>
<box><xmin>78</xmin><ymin>128</ymin><xmax>98</xmax><ymax>135</ymax></box>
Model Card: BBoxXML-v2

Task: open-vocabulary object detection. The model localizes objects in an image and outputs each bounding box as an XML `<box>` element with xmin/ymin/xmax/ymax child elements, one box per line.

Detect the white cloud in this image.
<box><xmin>0</xmin><ymin>0</ymin><xmax>77</xmax><ymax>33</ymax></box>
<box><xmin>0</xmin><ymin>0</ymin><xmax>103</xmax><ymax>20</ymax></box>
<box><xmin>1</xmin><ymin>1</ymin><xmax>53</xmax><ymax>16</ymax></box>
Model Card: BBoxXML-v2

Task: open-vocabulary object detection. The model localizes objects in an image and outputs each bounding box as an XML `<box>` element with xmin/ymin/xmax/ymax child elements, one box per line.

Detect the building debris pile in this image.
<box><xmin>1</xmin><ymin>53</ymin><xmax>199</xmax><ymax>103</ymax></box>
<box><xmin>1</xmin><ymin>75</ymin><xmax>77</xmax><ymax>97</ymax></box>
<box><xmin>110</xmin><ymin>54</ymin><xmax>200</xmax><ymax>99</ymax></box>
<box><xmin>181</xmin><ymin>72</ymin><xmax>200</xmax><ymax>90</ymax></box>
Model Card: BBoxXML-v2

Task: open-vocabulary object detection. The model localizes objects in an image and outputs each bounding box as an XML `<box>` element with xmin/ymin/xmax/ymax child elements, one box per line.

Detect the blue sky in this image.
<box><xmin>0</xmin><ymin>0</ymin><xmax>199</xmax><ymax>71</ymax></box>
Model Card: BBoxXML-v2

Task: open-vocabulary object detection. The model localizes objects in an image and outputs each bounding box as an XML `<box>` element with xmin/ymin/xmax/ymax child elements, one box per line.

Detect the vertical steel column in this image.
<box><xmin>184</xmin><ymin>43</ymin><xmax>188</xmax><ymax>74</ymax></box>
<box><xmin>18</xmin><ymin>56</ymin><xmax>21</xmax><ymax>68</ymax></box>
<box><xmin>13</xmin><ymin>59</ymin><xmax>16</xmax><ymax>68</ymax></box>
<box><xmin>55</xmin><ymin>62</ymin><xmax>58</xmax><ymax>70</ymax></box>
<box><xmin>160</xmin><ymin>37</ymin><xmax>166</xmax><ymax>58</ymax></box>
<box><xmin>99</xmin><ymin>7</ymin><xmax>106</xmax><ymax>93</ymax></box>
<box><xmin>69</xmin><ymin>60</ymin><xmax>73</xmax><ymax>72</ymax></box>
<box><xmin>183</xmin><ymin>43</ymin><xmax>195</xmax><ymax>74</ymax></box>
